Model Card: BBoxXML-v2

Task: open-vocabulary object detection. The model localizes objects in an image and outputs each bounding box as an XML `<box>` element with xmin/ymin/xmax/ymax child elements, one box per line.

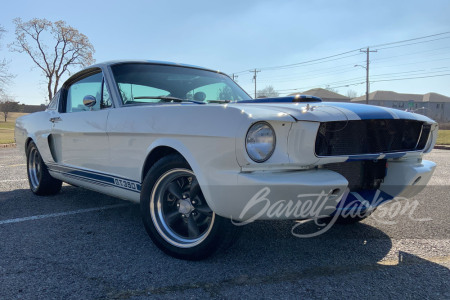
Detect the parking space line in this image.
<box><xmin>0</xmin><ymin>164</ymin><xmax>26</xmax><ymax>167</ymax></box>
<box><xmin>378</xmin><ymin>255</ymin><xmax>450</xmax><ymax>266</ymax></box>
<box><xmin>0</xmin><ymin>179</ymin><xmax>28</xmax><ymax>182</ymax></box>
<box><xmin>0</xmin><ymin>203</ymin><xmax>132</xmax><ymax>225</ymax></box>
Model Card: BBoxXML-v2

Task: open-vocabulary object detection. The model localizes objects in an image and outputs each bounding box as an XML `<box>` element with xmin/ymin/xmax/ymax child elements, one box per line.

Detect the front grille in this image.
<box><xmin>323</xmin><ymin>160</ymin><xmax>387</xmax><ymax>191</ymax></box>
<box><xmin>315</xmin><ymin>119</ymin><xmax>429</xmax><ymax>156</ymax></box>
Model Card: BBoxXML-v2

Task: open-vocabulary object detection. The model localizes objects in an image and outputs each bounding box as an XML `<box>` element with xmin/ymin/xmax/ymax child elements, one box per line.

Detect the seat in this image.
<box><xmin>193</xmin><ymin>91</ymin><xmax>206</xmax><ymax>102</ymax></box>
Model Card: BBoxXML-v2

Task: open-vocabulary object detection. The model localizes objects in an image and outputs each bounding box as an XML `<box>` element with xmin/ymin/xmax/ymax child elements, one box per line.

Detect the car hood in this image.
<box><xmin>230</xmin><ymin>100</ymin><xmax>435</xmax><ymax>123</ymax></box>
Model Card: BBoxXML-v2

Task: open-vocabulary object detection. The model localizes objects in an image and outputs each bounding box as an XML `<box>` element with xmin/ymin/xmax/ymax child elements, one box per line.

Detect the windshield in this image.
<box><xmin>110</xmin><ymin>63</ymin><xmax>252</xmax><ymax>105</ymax></box>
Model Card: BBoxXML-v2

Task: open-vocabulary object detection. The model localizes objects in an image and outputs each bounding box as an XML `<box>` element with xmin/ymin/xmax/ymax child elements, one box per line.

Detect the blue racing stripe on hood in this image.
<box><xmin>321</xmin><ymin>103</ymin><xmax>394</xmax><ymax>120</ymax></box>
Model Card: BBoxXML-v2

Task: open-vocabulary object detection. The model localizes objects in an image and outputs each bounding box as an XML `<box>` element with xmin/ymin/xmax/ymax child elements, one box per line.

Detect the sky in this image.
<box><xmin>0</xmin><ymin>0</ymin><xmax>449</xmax><ymax>105</ymax></box>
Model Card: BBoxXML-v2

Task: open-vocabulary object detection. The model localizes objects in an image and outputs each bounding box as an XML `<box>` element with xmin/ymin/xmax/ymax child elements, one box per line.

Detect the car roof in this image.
<box><xmin>88</xmin><ymin>60</ymin><xmax>219</xmax><ymax>73</ymax></box>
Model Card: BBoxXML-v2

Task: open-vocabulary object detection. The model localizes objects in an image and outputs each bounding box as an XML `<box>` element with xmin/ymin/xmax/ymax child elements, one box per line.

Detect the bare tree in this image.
<box><xmin>218</xmin><ymin>86</ymin><xmax>233</xmax><ymax>100</ymax></box>
<box><xmin>256</xmin><ymin>85</ymin><xmax>279</xmax><ymax>98</ymax></box>
<box><xmin>0</xmin><ymin>25</ymin><xmax>14</xmax><ymax>96</ymax></box>
<box><xmin>346</xmin><ymin>89</ymin><xmax>358</xmax><ymax>99</ymax></box>
<box><xmin>0</xmin><ymin>97</ymin><xmax>20</xmax><ymax>122</ymax></box>
<box><xmin>10</xmin><ymin>18</ymin><xmax>95</xmax><ymax>101</ymax></box>
<box><xmin>324</xmin><ymin>85</ymin><xmax>339</xmax><ymax>94</ymax></box>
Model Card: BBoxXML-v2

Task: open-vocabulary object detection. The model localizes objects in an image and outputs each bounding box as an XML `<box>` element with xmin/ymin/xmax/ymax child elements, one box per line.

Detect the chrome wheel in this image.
<box><xmin>28</xmin><ymin>147</ymin><xmax>42</xmax><ymax>191</ymax></box>
<box><xmin>150</xmin><ymin>169</ymin><xmax>214</xmax><ymax>248</ymax></box>
<box><xmin>25</xmin><ymin>142</ymin><xmax>62</xmax><ymax>196</ymax></box>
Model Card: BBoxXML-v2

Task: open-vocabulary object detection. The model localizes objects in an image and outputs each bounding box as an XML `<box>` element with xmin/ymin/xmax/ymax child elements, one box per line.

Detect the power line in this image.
<box><xmin>250</xmin><ymin>69</ymin><xmax>260</xmax><ymax>98</ymax></box>
<box><xmin>232</xmin><ymin>31</ymin><xmax>450</xmax><ymax>75</ymax></box>
<box><xmin>259</xmin><ymin>51</ymin><xmax>361</xmax><ymax>71</ymax></box>
<box><xmin>359</xmin><ymin>48</ymin><xmax>377</xmax><ymax>104</ymax></box>
<box><xmin>369</xmin><ymin>31</ymin><xmax>450</xmax><ymax>48</ymax></box>
<box><xmin>374</xmin><ymin>36</ymin><xmax>450</xmax><ymax>51</ymax></box>
<box><xmin>234</xmin><ymin>31</ymin><xmax>450</xmax><ymax>96</ymax></box>
<box><xmin>232</xmin><ymin>51</ymin><xmax>362</xmax><ymax>74</ymax></box>
<box><xmin>371</xmin><ymin>56</ymin><xmax>450</xmax><ymax>69</ymax></box>
<box><xmin>370</xmin><ymin>46</ymin><xmax>450</xmax><ymax>64</ymax></box>
<box><xmin>372</xmin><ymin>73</ymin><xmax>450</xmax><ymax>83</ymax></box>
<box><xmin>371</xmin><ymin>67</ymin><xmax>450</xmax><ymax>78</ymax></box>
<box><xmin>258</xmin><ymin>46</ymin><xmax>449</xmax><ymax>82</ymax></box>
<box><xmin>271</xmin><ymin>69</ymin><xmax>450</xmax><ymax>95</ymax></box>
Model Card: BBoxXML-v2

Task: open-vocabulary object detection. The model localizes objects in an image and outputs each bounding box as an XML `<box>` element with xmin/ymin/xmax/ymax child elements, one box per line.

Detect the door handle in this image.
<box><xmin>49</xmin><ymin>117</ymin><xmax>62</xmax><ymax>123</ymax></box>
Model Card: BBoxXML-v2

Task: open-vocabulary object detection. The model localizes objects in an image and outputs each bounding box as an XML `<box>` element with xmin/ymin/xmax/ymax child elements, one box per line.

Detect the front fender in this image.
<box><xmin>142</xmin><ymin>137</ymin><xmax>238</xmax><ymax>213</ymax></box>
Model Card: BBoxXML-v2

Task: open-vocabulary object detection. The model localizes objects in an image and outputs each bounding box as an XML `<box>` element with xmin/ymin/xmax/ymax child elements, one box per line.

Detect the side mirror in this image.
<box><xmin>83</xmin><ymin>95</ymin><xmax>97</xmax><ymax>108</ymax></box>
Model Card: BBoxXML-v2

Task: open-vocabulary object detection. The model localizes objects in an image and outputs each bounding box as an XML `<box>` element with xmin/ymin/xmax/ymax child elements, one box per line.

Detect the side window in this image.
<box><xmin>66</xmin><ymin>72</ymin><xmax>103</xmax><ymax>113</ymax></box>
<box><xmin>101</xmin><ymin>80</ymin><xmax>113</xmax><ymax>109</ymax></box>
<box><xmin>48</xmin><ymin>91</ymin><xmax>60</xmax><ymax>110</ymax></box>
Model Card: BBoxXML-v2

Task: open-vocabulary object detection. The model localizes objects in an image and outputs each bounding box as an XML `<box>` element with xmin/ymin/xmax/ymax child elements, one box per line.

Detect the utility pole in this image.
<box><xmin>250</xmin><ymin>69</ymin><xmax>260</xmax><ymax>98</ymax></box>
<box><xmin>360</xmin><ymin>47</ymin><xmax>377</xmax><ymax>104</ymax></box>
<box><xmin>232</xmin><ymin>74</ymin><xmax>238</xmax><ymax>82</ymax></box>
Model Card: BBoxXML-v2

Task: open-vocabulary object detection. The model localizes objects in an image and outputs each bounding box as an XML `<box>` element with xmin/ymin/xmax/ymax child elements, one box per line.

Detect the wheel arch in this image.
<box><xmin>141</xmin><ymin>139</ymin><xmax>206</xmax><ymax>186</ymax></box>
<box><xmin>25</xmin><ymin>137</ymin><xmax>34</xmax><ymax>152</ymax></box>
<box><xmin>140</xmin><ymin>139</ymin><xmax>222</xmax><ymax>215</ymax></box>
<box><xmin>141</xmin><ymin>145</ymin><xmax>183</xmax><ymax>182</ymax></box>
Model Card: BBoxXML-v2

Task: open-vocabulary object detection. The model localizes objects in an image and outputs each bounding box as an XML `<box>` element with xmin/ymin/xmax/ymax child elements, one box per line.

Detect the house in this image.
<box><xmin>351</xmin><ymin>91</ymin><xmax>450</xmax><ymax>123</ymax></box>
<box><xmin>288</xmin><ymin>88</ymin><xmax>350</xmax><ymax>102</ymax></box>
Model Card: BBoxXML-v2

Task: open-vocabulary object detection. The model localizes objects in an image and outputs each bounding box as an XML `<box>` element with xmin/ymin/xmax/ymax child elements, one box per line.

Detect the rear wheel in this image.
<box><xmin>26</xmin><ymin>142</ymin><xmax>62</xmax><ymax>195</ymax></box>
<box><xmin>140</xmin><ymin>154</ymin><xmax>241</xmax><ymax>260</ymax></box>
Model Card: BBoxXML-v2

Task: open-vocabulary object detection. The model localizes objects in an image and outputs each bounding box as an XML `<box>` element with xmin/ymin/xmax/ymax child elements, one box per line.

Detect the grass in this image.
<box><xmin>0</xmin><ymin>112</ymin><xmax>28</xmax><ymax>144</ymax></box>
<box><xmin>436</xmin><ymin>130</ymin><xmax>450</xmax><ymax>145</ymax></box>
<box><xmin>1</xmin><ymin>113</ymin><xmax>450</xmax><ymax>146</ymax></box>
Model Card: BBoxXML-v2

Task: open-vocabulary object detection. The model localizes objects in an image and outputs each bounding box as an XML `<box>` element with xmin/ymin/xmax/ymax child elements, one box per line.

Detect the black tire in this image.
<box><xmin>140</xmin><ymin>154</ymin><xmax>241</xmax><ymax>260</ymax></box>
<box><xmin>26</xmin><ymin>141</ymin><xmax>62</xmax><ymax>196</ymax></box>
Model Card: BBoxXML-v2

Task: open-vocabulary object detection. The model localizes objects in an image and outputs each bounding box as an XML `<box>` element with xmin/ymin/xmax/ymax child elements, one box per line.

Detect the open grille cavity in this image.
<box><xmin>315</xmin><ymin>119</ymin><xmax>430</xmax><ymax>156</ymax></box>
<box><xmin>323</xmin><ymin>160</ymin><xmax>387</xmax><ymax>191</ymax></box>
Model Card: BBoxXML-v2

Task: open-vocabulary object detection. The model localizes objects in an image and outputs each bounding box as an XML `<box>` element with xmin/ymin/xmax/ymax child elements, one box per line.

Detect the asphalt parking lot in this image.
<box><xmin>0</xmin><ymin>147</ymin><xmax>449</xmax><ymax>299</ymax></box>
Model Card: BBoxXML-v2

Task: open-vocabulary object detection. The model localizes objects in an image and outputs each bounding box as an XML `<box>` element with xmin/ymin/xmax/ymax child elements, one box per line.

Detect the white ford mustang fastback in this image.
<box><xmin>15</xmin><ymin>61</ymin><xmax>437</xmax><ymax>260</ymax></box>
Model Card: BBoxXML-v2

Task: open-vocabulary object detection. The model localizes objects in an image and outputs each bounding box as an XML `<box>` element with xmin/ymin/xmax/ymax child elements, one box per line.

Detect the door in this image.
<box><xmin>50</xmin><ymin>69</ymin><xmax>113</xmax><ymax>173</ymax></box>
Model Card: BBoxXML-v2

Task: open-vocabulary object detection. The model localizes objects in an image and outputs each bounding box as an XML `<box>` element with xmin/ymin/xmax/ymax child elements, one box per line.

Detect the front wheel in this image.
<box><xmin>140</xmin><ymin>154</ymin><xmax>241</xmax><ymax>260</ymax></box>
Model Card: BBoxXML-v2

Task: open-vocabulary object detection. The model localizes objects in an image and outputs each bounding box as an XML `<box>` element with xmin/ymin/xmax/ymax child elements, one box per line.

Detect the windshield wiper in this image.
<box><xmin>133</xmin><ymin>96</ymin><xmax>205</xmax><ymax>104</ymax></box>
<box><xmin>206</xmin><ymin>100</ymin><xmax>232</xmax><ymax>103</ymax></box>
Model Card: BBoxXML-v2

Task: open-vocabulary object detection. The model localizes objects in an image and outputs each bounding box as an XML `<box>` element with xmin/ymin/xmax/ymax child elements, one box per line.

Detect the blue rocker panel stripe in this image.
<box><xmin>47</xmin><ymin>163</ymin><xmax>142</xmax><ymax>193</ymax></box>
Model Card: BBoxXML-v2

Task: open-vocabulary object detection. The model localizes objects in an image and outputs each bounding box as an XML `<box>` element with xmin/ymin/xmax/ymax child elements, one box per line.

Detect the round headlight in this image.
<box><xmin>245</xmin><ymin>122</ymin><xmax>276</xmax><ymax>162</ymax></box>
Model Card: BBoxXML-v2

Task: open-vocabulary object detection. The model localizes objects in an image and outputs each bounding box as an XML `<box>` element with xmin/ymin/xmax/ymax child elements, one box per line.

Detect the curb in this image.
<box><xmin>434</xmin><ymin>145</ymin><xmax>450</xmax><ymax>150</ymax></box>
<box><xmin>0</xmin><ymin>143</ymin><xmax>16</xmax><ymax>148</ymax></box>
